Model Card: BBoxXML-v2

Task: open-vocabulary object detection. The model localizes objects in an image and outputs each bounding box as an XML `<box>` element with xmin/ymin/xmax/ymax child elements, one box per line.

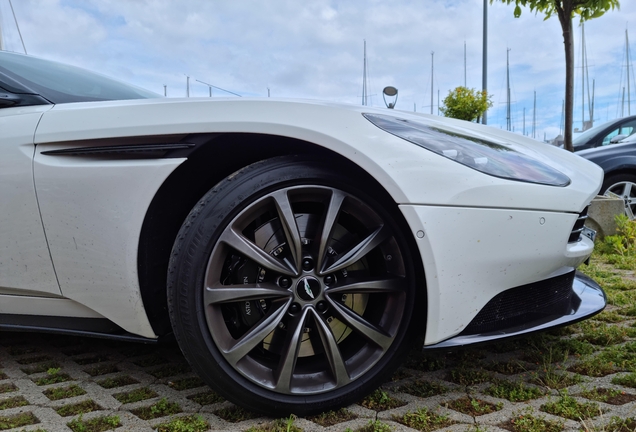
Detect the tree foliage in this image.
<box><xmin>440</xmin><ymin>87</ymin><xmax>493</xmax><ymax>122</ymax></box>
<box><xmin>492</xmin><ymin>0</ymin><xmax>620</xmax><ymax>151</ymax></box>
<box><xmin>498</xmin><ymin>0</ymin><xmax>619</xmax><ymax>21</ymax></box>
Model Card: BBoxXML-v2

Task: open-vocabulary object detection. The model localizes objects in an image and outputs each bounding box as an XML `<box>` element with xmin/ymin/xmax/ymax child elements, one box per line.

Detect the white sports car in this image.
<box><xmin>0</xmin><ymin>51</ymin><xmax>606</xmax><ymax>416</ymax></box>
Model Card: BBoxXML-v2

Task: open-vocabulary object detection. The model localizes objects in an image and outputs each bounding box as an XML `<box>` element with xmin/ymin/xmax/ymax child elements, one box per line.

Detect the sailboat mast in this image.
<box><xmin>506</xmin><ymin>48</ymin><xmax>511</xmax><ymax>131</ymax></box>
<box><xmin>523</xmin><ymin>107</ymin><xmax>526</xmax><ymax>136</ymax></box>
<box><xmin>532</xmin><ymin>91</ymin><xmax>536</xmax><ymax>139</ymax></box>
<box><xmin>464</xmin><ymin>41</ymin><xmax>467</xmax><ymax>87</ymax></box>
<box><xmin>591</xmin><ymin>79</ymin><xmax>595</xmax><ymax>123</ymax></box>
<box><xmin>627</xmin><ymin>30</ymin><xmax>631</xmax><ymax>116</ymax></box>
<box><xmin>622</xmin><ymin>87</ymin><xmax>626</xmax><ymax>117</ymax></box>
<box><xmin>582</xmin><ymin>23</ymin><xmax>585</xmax><ymax>130</ymax></box>
<box><xmin>362</xmin><ymin>40</ymin><xmax>368</xmax><ymax>106</ymax></box>
<box><xmin>0</xmin><ymin>4</ymin><xmax>4</xmax><ymax>51</ymax></box>
<box><xmin>430</xmin><ymin>52</ymin><xmax>434</xmax><ymax>115</ymax></box>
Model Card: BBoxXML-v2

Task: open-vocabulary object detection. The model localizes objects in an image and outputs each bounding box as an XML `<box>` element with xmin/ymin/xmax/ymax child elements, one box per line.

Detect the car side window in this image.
<box><xmin>601</xmin><ymin>120</ymin><xmax>636</xmax><ymax>145</ymax></box>
<box><xmin>602</xmin><ymin>128</ymin><xmax>620</xmax><ymax>145</ymax></box>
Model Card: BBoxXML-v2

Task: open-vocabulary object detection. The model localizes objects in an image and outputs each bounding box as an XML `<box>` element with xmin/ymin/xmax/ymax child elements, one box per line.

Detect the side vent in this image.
<box><xmin>568</xmin><ymin>206</ymin><xmax>589</xmax><ymax>243</ymax></box>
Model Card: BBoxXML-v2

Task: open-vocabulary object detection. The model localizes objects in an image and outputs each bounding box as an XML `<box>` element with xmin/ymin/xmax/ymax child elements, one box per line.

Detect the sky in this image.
<box><xmin>1</xmin><ymin>0</ymin><xmax>635</xmax><ymax>141</ymax></box>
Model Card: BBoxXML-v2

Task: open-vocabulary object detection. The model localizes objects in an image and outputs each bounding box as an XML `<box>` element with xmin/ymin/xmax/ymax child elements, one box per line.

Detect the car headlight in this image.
<box><xmin>364</xmin><ymin>113</ymin><xmax>570</xmax><ymax>187</ymax></box>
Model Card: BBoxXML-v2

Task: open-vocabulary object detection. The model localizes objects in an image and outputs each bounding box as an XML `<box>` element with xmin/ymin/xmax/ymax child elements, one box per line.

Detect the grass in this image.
<box><xmin>55</xmin><ymin>400</ymin><xmax>102</xmax><ymax>417</ymax></box>
<box><xmin>148</xmin><ymin>364</ymin><xmax>191</xmax><ymax>378</ymax></box>
<box><xmin>6</xmin><ymin>346</ymin><xmax>39</xmax><ymax>356</ymax></box>
<box><xmin>131</xmin><ymin>397</ymin><xmax>181</xmax><ymax>420</ymax></box>
<box><xmin>576</xmin><ymin>321</ymin><xmax>635</xmax><ymax>346</ymax></box>
<box><xmin>447</xmin><ymin>368</ymin><xmax>491</xmax><ymax>385</ymax></box>
<box><xmin>96</xmin><ymin>375</ymin><xmax>139</xmax><ymax>389</ymax></box>
<box><xmin>393</xmin><ymin>407</ymin><xmax>454</xmax><ymax>432</ymax></box>
<box><xmin>0</xmin><ymin>412</ymin><xmax>39</xmax><ymax>430</ymax></box>
<box><xmin>44</xmin><ymin>384</ymin><xmax>86</xmax><ymax>400</ymax></box>
<box><xmin>73</xmin><ymin>355</ymin><xmax>111</xmax><ymax>365</ymax></box>
<box><xmin>0</xmin><ymin>396</ymin><xmax>28</xmax><ymax>410</ymax></box>
<box><xmin>359</xmin><ymin>389</ymin><xmax>406</xmax><ymax>411</ymax></box>
<box><xmin>540</xmin><ymin>392</ymin><xmax>603</xmax><ymax>420</ymax></box>
<box><xmin>155</xmin><ymin>415</ymin><xmax>209</xmax><ymax>432</ymax></box>
<box><xmin>245</xmin><ymin>416</ymin><xmax>302</xmax><ymax>432</ymax></box>
<box><xmin>132</xmin><ymin>355</ymin><xmax>168</xmax><ymax>367</ymax></box>
<box><xmin>485</xmin><ymin>379</ymin><xmax>545</xmax><ymax>402</ymax></box>
<box><xmin>15</xmin><ymin>355</ymin><xmax>51</xmax><ymax>365</ymax></box>
<box><xmin>186</xmin><ymin>390</ymin><xmax>224</xmax><ymax>405</ymax></box>
<box><xmin>21</xmin><ymin>361</ymin><xmax>60</xmax><ymax>375</ymax></box>
<box><xmin>168</xmin><ymin>377</ymin><xmax>205</xmax><ymax>390</ymax></box>
<box><xmin>483</xmin><ymin>360</ymin><xmax>528</xmax><ymax>375</ymax></box>
<box><xmin>113</xmin><ymin>387</ymin><xmax>158</xmax><ymax>404</ymax></box>
<box><xmin>612</xmin><ymin>372</ymin><xmax>636</xmax><ymax>388</ymax></box>
<box><xmin>83</xmin><ymin>364</ymin><xmax>118</xmax><ymax>377</ymax></box>
<box><xmin>403</xmin><ymin>352</ymin><xmax>447</xmax><ymax>371</ymax></box>
<box><xmin>307</xmin><ymin>408</ymin><xmax>356</xmax><ymax>426</ymax></box>
<box><xmin>213</xmin><ymin>405</ymin><xmax>260</xmax><ymax>423</ymax></box>
<box><xmin>580</xmin><ymin>387</ymin><xmax>636</xmax><ymax>405</ymax></box>
<box><xmin>445</xmin><ymin>397</ymin><xmax>502</xmax><ymax>416</ymax></box>
<box><xmin>352</xmin><ymin>420</ymin><xmax>393</xmax><ymax>432</ymax></box>
<box><xmin>33</xmin><ymin>367</ymin><xmax>72</xmax><ymax>385</ymax></box>
<box><xmin>589</xmin><ymin>416</ymin><xmax>636</xmax><ymax>432</ymax></box>
<box><xmin>0</xmin><ymin>384</ymin><xmax>17</xmax><ymax>394</ymax></box>
<box><xmin>532</xmin><ymin>365</ymin><xmax>583</xmax><ymax>390</ymax></box>
<box><xmin>503</xmin><ymin>407</ymin><xmax>564</xmax><ymax>432</ymax></box>
<box><xmin>67</xmin><ymin>414</ymin><xmax>120</xmax><ymax>432</ymax></box>
<box><xmin>398</xmin><ymin>379</ymin><xmax>447</xmax><ymax>398</ymax></box>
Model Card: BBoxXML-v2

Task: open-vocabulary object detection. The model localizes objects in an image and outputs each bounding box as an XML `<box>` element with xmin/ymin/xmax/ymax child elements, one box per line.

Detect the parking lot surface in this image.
<box><xmin>2</xmin><ymin>324</ymin><xmax>636</xmax><ymax>432</ymax></box>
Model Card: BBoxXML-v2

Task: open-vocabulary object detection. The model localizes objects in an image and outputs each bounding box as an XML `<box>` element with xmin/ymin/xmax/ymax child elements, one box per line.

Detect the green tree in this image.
<box><xmin>492</xmin><ymin>0</ymin><xmax>620</xmax><ymax>151</ymax></box>
<box><xmin>440</xmin><ymin>87</ymin><xmax>493</xmax><ymax>122</ymax></box>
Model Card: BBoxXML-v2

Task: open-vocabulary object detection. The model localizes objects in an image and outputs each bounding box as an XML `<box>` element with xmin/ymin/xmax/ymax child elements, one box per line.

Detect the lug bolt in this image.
<box><xmin>324</xmin><ymin>275</ymin><xmax>334</xmax><ymax>285</ymax></box>
<box><xmin>279</xmin><ymin>277</ymin><xmax>291</xmax><ymax>288</ymax></box>
<box><xmin>289</xmin><ymin>303</ymin><xmax>301</xmax><ymax>313</ymax></box>
<box><xmin>316</xmin><ymin>301</ymin><xmax>327</xmax><ymax>312</ymax></box>
<box><xmin>302</xmin><ymin>258</ymin><xmax>314</xmax><ymax>271</ymax></box>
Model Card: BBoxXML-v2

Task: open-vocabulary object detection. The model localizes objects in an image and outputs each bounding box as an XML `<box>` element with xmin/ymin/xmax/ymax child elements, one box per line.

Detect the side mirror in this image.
<box><xmin>0</xmin><ymin>93</ymin><xmax>19</xmax><ymax>107</ymax></box>
<box><xmin>610</xmin><ymin>134</ymin><xmax>628</xmax><ymax>144</ymax></box>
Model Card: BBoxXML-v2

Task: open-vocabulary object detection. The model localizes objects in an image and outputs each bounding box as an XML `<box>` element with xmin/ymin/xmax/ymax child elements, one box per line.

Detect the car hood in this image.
<box><xmin>34</xmin><ymin>98</ymin><xmax>603</xmax><ymax>212</ymax></box>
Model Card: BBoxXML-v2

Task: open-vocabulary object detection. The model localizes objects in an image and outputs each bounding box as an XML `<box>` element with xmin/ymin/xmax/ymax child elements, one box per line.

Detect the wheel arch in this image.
<box><xmin>601</xmin><ymin>168</ymin><xmax>636</xmax><ymax>188</ymax></box>
<box><xmin>137</xmin><ymin>133</ymin><xmax>426</xmax><ymax>336</ymax></box>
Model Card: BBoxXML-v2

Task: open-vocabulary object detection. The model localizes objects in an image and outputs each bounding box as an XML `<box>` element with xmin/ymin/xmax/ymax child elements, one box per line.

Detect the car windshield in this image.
<box><xmin>0</xmin><ymin>51</ymin><xmax>160</xmax><ymax>103</ymax></box>
<box><xmin>572</xmin><ymin>120</ymin><xmax>617</xmax><ymax>148</ymax></box>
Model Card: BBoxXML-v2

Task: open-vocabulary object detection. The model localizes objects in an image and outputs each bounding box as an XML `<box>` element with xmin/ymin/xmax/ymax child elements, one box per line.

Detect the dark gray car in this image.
<box><xmin>579</xmin><ymin>142</ymin><xmax>636</xmax><ymax>219</ymax></box>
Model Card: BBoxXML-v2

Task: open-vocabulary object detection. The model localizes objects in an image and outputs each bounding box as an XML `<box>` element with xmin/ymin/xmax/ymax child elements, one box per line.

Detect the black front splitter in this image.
<box><xmin>424</xmin><ymin>271</ymin><xmax>606</xmax><ymax>350</ymax></box>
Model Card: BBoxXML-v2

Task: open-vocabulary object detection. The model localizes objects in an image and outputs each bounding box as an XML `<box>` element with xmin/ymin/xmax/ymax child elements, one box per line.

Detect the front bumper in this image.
<box><xmin>424</xmin><ymin>271</ymin><xmax>606</xmax><ymax>349</ymax></box>
<box><xmin>400</xmin><ymin>204</ymin><xmax>597</xmax><ymax>345</ymax></box>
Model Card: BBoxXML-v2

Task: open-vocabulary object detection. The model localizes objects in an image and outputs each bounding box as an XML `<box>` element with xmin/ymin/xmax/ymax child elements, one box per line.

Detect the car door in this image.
<box><xmin>0</xmin><ymin>103</ymin><xmax>60</xmax><ymax>296</ymax></box>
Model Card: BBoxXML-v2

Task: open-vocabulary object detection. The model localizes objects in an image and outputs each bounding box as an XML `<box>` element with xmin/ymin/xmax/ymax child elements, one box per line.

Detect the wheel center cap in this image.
<box><xmin>296</xmin><ymin>276</ymin><xmax>321</xmax><ymax>301</ymax></box>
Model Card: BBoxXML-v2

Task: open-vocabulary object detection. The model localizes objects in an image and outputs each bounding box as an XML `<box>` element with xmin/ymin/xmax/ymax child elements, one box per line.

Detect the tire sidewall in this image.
<box><xmin>167</xmin><ymin>155</ymin><xmax>419</xmax><ymax>416</ymax></box>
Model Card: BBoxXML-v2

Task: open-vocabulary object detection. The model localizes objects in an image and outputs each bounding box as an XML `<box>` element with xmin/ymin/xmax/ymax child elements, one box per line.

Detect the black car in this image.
<box><xmin>579</xmin><ymin>142</ymin><xmax>636</xmax><ymax>219</ymax></box>
<box><xmin>573</xmin><ymin>115</ymin><xmax>636</xmax><ymax>151</ymax></box>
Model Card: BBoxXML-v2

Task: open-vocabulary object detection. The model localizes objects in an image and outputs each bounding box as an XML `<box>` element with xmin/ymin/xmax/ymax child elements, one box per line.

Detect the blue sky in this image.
<box><xmin>0</xmin><ymin>0</ymin><xmax>635</xmax><ymax>141</ymax></box>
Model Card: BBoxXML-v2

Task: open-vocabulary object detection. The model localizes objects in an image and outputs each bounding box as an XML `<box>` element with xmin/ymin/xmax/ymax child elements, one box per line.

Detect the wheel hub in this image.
<box><xmin>295</xmin><ymin>276</ymin><xmax>322</xmax><ymax>302</ymax></box>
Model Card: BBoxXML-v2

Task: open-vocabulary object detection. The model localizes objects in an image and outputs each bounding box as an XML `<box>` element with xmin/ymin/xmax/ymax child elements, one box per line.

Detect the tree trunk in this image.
<box><xmin>558</xmin><ymin>3</ymin><xmax>575</xmax><ymax>152</ymax></box>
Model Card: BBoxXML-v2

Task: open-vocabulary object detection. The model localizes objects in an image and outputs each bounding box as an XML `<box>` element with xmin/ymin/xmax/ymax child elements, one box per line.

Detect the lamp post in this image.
<box><xmin>382</xmin><ymin>86</ymin><xmax>398</xmax><ymax>109</ymax></box>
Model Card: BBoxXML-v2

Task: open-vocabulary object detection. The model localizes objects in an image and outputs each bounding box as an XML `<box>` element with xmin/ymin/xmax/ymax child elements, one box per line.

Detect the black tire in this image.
<box><xmin>167</xmin><ymin>155</ymin><xmax>420</xmax><ymax>416</ymax></box>
<box><xmin>601</xmin><ymin>174</ymin><xmax>636</xmax><ymax>220</ymax></box>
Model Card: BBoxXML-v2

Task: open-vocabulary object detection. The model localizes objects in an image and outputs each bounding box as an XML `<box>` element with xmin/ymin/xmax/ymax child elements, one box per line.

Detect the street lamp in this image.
<box><xmin>383</xmin><ymin>86</ymin><xmax>398</xmax><ymax>109</ymax></box>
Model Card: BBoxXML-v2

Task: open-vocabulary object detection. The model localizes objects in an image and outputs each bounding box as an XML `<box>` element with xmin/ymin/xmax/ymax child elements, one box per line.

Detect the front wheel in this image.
<box><xmin>167</xmin><ymin>156</ymin><xmax>419</xmax><ymax>416</ymax></box>
<box><xmin>602</xmin><ymin>174</ymin><xmax>636</xmax><ymax>220</ymax></box>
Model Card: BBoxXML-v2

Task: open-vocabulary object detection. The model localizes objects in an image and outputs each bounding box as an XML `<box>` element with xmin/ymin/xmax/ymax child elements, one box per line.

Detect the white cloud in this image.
<box><xmin>2</xmin><ymin>0</ymin><xmax>634</xmax><ymax>139</ymax></box>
